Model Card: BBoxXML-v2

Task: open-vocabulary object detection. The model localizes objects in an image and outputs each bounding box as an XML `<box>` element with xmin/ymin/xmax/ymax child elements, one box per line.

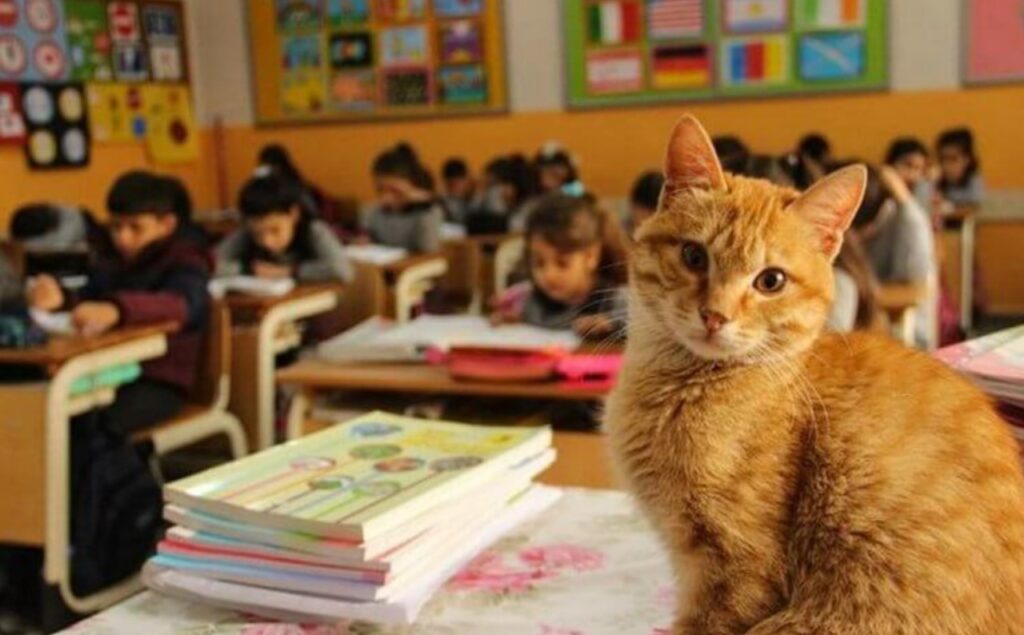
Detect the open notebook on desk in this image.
<box><xmin>345</xmin><ymin>245</ymin><xmax>409</xmax><ymax>266</ymax></box>
<box><xmin>317</xmin><ymin>315</ymin><xmax>582</xmax><ymax>363</ymax></box>
<box><xmin>208</xmin><ymin>276</ymin><xmax>296</xmax><ymax>299</ymax></box>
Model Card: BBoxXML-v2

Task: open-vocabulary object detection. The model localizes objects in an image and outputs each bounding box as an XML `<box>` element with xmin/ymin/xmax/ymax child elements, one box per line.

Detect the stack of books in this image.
<box><xmin>936</xmin><ymin>324</ymin><xmax>1024</xmax><ymax>450</ymax></box>
<box><xmin>144</xmin><ymin>412</ymin><xmax>559</xmax><ymax>624</ymax></box>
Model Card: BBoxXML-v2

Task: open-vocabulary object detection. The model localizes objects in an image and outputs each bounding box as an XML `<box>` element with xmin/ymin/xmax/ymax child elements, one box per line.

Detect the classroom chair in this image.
<box><xmin>133</xmin><ymin>300</ymin><xmax>248</xmax><ymax>458</ymax></box>
<box><xmin>493</xmin><ymin>235</ymin><xmax>525</xmax><ymax>296</ymax></box>
<box><xmin>395</xmin><ymin>257</ymin><xmax>449</xmax><ymax>323</ymax></box>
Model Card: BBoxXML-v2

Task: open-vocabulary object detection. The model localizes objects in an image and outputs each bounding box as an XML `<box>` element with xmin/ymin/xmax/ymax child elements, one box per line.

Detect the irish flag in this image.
<box><xmin>588</xmin><ymin>1</ymin><xmax>641</xmax><ymax>45</ymax></box>
<box><xmin>800</xmin><ymin>0</ymin><xmax>864</xmax><ymax>28</ymax></box>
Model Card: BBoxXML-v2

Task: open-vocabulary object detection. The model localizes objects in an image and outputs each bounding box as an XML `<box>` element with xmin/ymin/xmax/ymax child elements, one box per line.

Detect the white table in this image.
<box><xmin>59</xmin><ymin>488</ymin><xmax>675</xmax><ymax>634</ymax></box>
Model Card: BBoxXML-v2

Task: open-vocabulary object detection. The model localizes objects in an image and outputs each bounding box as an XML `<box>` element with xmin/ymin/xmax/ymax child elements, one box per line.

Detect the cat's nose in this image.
<box><xmin>700</xmin><ymin>308</ymin><xmax>728</xmax><ymax>335</ymax></box>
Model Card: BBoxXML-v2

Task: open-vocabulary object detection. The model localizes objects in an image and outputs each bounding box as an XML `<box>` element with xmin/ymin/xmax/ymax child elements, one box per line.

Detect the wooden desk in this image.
<box><xmin>0</xmin><ymin>325</ymin><xmax>172</xmax><ymax>613</ymax></box>
<box><xmin>278</xmin><ymin>358</ymin><xmax>615</xmax><ymax>489</ymax></box>
<box><xmin>223</xmin><ymin>285</ymin><xmax>341</xmax><ymax>451</ymax></box>
<box><xmin>336</xmin><ymin>253</ymin><xmax>449</xmax><ymax>327</ymax></box>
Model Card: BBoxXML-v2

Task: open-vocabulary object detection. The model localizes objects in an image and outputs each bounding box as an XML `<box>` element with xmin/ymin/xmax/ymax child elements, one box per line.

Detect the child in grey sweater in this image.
<box><xmin>216</xmin><ymin>172</ymin><xmax>352</xmax><ymax>283</ymax></box>
<box><xmin>366</xmin><ymin>143</ymin><xmax>444</xmax><ymax>254</ymax></box>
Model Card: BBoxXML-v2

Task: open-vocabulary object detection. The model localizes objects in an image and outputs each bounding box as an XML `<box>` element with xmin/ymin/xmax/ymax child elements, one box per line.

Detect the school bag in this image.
<box><xmin>69</xmin><ymin>418</ymin><xmax>163</xmax><ymax>595</ymax></box>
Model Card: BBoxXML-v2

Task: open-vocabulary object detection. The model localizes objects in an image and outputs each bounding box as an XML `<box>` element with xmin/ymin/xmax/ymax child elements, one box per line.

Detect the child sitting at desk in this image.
<box><xmin>215</xmin><ymin>171</ymin><xmax>353</xmax><ymax>284</ymax></box>
<box><xmin>9</xmin><ymin>202</ymin><xmax>100</xmax><ymax>250</ymax></box>
<box><xmin>936</xmin><ymin>127</ymin><xmax>984</xmax><ymax>208</ymax></box>
<box><xmin>627</xmin><ymin>171</ymin><xmax>664</xmax><ymax>235</ymax></box>
<box><xmin>27</xmin><ymin>171</ymin><xmax>212</xmax><ymax>434</ymax></box>
<box><xmin>441</xmin><ymin>157</ymin><xmax>476</xmax><ymax>225</ymax></box>
<box><xmin>367</xmin><ymin>143</ymin><xmax>444</xmax><ymax>254</ymax></box>
<box><xmin>492</xmin><ymin>193</ymin><xmax>629</xmax><ymax>339</ymax></box>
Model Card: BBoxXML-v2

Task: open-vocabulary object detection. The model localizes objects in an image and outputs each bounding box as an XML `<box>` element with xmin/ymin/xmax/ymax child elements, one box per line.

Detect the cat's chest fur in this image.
<box><xmin>606</xmin><ymin>352</ymin><xmax>802</xmax><ymax>556</ymax></box>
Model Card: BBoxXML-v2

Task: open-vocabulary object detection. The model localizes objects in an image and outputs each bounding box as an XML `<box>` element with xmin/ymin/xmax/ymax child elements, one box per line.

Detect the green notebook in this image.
<box><xmin>164</xmin><ymin>412</ymin><xmax>552</xmax><ymax>542</ymax></box>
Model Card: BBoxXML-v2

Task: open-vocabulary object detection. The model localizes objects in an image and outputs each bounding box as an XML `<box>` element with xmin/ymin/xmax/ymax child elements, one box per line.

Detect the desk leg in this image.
<box><xmin>228</xmin><ymin>326</ymin><xmax>261</xmax><ymax>451</ymax></box>
<box><xmin>961</xmin><ymin>216</ymin><xmax>976</xmax><ymax>333</ymax></box>
<box><xmin>285</xmin><ymin>388</ymin><xmax>314</xmax><ymax>440</ymax></box>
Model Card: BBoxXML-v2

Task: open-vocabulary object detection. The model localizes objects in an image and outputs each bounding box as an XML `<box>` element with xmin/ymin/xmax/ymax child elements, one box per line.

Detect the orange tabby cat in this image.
<box><xmin>606</xmin><ymin>115</ymin><xmax>1024</xmax><ymax>635</ymax></box>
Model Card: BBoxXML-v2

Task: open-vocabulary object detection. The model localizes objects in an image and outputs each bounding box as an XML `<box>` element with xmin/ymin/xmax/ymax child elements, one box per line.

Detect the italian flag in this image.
<box><xmin>588</xmin><ymin>1</ymin><xmax>641</xmax><ymax>45</ymax></box>
<box><xmin>801</xmin><ymin>0</ymin><xmax>863</xmax><ymax>27</ymax></box>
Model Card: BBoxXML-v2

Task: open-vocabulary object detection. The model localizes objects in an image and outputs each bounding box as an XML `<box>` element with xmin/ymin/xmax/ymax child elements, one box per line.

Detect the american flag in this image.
<box><xmin>647</xmin><ymin>0</ymin><xmax>704</xmax><ymax>39</ymax></box>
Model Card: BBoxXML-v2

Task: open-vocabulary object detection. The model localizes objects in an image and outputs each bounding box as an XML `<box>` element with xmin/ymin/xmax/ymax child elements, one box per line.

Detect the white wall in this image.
<box><xmin>187</xmin><ymin>0</ymin><xmax>965</xmax><ymax>126</ymax></box>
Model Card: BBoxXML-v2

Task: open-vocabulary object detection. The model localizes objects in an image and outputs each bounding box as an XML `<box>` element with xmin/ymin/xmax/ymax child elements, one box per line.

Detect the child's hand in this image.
<box><xmin>72</xmin><ymin>302</ymin><xmax>121</xmax><ymax>336</ymax></box>
<box><xmin>27</xmin><ymin>274</ymin><xmax>64</xmax><ymax>311</ymax></box>
<box><xmin>488</xmin><ymin>292</ymin><xmax>524</xmax><ymax>326</ymax></box>
<box><xmin>573</xmin><ymin>314</ymin><xmax>614</xmax><ymax>338</ymax></box>
<box><xmin>252</xmin><ymin>260</ymin><xmax>293</xmax><ymax>279</ymax></box>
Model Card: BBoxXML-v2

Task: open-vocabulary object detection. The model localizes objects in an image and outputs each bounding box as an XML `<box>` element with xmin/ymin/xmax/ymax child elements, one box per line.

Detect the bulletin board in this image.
<box><xmin>962</xmin><ymin>0</ymin><xmax>1024</xmax><ymax>85</ymax></box>
<box><xmin>564</xmin><ymin>0</ymin><xmax>889</xmax><ymax>109</ymax></box>
<box><xmin>0</xmin><ymin>0</ymin><xmax>197</xmax><ymax>168</ymax></box>
<box><xmin>246</xmin><ymin>0</ymin><xmax>508</xmax><ymax>125</ymax></box>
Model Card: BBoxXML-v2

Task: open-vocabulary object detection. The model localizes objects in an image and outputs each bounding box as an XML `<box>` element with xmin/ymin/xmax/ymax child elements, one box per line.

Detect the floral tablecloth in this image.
<box><xmin>60</xmin><ymin>488</ymin><xmax>676</xmax><ymax>635</ymax></box>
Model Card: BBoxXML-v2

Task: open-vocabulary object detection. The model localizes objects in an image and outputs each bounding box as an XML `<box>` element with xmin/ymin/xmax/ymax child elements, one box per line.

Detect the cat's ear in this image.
<box><xmin>663</xmin><ymin>114</ymin><xmax>726</xmax><ymax>198</ymax></box>
<box><xmin>787</xmin><ymin>165</ymin><xmax>867</xmax><ymax>260</ymax></box>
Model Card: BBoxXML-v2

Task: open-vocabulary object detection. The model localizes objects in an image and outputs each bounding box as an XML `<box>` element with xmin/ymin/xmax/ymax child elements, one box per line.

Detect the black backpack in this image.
<box><xmin>70</xmin><ymin>419</ymin><xmax>163</xmax><ymax>596</ymax></box>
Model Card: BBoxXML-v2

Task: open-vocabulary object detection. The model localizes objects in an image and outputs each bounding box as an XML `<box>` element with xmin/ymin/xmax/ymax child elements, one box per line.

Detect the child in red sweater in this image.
<box><xmin>28</xmin><ymin>171</ymin><xmax>210</xmax><ymax>433</ymax></box>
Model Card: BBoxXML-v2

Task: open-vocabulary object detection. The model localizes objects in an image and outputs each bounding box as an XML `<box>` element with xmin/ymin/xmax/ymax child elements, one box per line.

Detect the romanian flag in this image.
<box><xmin>800</xmin><ymin>0</ymin><xmax>863</xmax><ymax>27</ymax></box>
<box><xmin>588</xmin><ymin>1</ymin><xmax>642</xmax><ymax>45</ymax></box>
<box><xmin>650</xmin><ymin>44</ymin><xmax>711</xmax><ymax>89</ymax></box>
<box><xmin>723</xmin><ymin>37</ymin><xmax>788</xmax><ymax>85</ymax></box>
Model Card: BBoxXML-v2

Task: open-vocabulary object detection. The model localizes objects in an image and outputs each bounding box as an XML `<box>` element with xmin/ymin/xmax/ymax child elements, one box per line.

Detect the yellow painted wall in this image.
<box><xmin>0</xmin><ymin>132</ymin><xmax>220</xmax><ymax>228</ymax></box>
<box><xmin>2</xmin><ymin>84</ymin><xmax>1022</xmax><ymax>231</ymax></box>
<box><xmin>217</xmin><ymin>85</ymin><xmax>1024</xmax><ymax>205</ymax></box>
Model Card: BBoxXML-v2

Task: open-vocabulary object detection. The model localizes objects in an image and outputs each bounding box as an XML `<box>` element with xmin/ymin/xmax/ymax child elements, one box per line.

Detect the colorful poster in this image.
<box><xmin>86</xmin><ymin>82</ymin><xmax>138</xmax><ymax>142</ymax></box>
<box><xmin>329</xmin><ymin>69</ymin><xmax>375</xmax><ymax>109</ymax></box>
<box><xmin>0</xmin><ymin>0</ymin><xmax>68</xmax><ymax>81</ymax></box>
<box><xmin>588</xmin><ymin>1</ymin><xmax>641</xmax><ymax>45</ymax></box>
<box><xmin>0</xmin><ymin>82</ymin><xmax>25</xmax><ymax>143</ymax></box>
<box><xmin>439</xmin><ymin>19</ymin><xmax>482</xmax><ymax>64</ymax></box>
<box><xmin>142</xmin><ymin>82</ymin><xmax>197</xmax><ymax>163</ymax></box>
<box><xmin>326</xmin><ymin>0</ymin><xmax>369</xmax><ymax>26</ymax></box>
<box><xmin>795</xmin><ymin>0</ymin><xmax>864</xmax><ymax>30</ymax></box>
<box><xmin>646</xmin><ymin>0</ymin><xmax>703</xmax><ymax>40</ymax></box>
<box><xmin>721</xmin><ymin>35</ymin><xmax>788</xmax><ymax>85</ymax></box>
<box><xmin>376</xmin><ymin>0</ymin><xmax>426</xmax><ymax>22</ymax></box>
<box><xmin>438</xmin><ymin>64</ymin><xmax>485</xmax><ymax>103</ymax></box>
<box><xmin>22</xmin><ymin>81</ymin><xmax>90</xmax><ymax>169</ymax></box>
<box><xmin>142</xmin><ymin>3</ymin><xmax>184</xmax><ymax>81</ymax></box>
<box><xmin>380</xmin><ymin>25</ymin><xmax>428</xmax><ymax>66</ymax></box>
<box><xmin>964</xmin><ymin>0</ymin><xmax>1024</xmax><ymax>83</ymax></box>
<box><xmin>723</xmin><ymin>0</ymin><xmax>787</xmax><ymax>34</ymax></box>
<box><xmin>382</xmin><ymin>67</ymin><xmax>429</xmax><ymax>105</ymax></box>
<box><xmin>107</xmin><ymin>1</ymin><xmax>140</xmax><ymax>43</ymax></box>
<box><xmin>798</xmin><ymin>31</ymin><xmax>863</xmax><ymax>80</ymax></box>
<box><xmin>585</xmin><ymin>48</ymin><xmax>643</xmax><ymax>94</ymax></box>
<box><xmin>280</xmin><ymin>35</ymin><xmax>325</xmax><ymax>114</ymax></box>
<box><xmin>329</xmin><ymin>31</ymin><xmax>372</xmax><ymax>69</ymax></box>
<box><xmin>434</xmin><ymin>0</ymin><xmax>482</xmax><ymax>18</ymax></box>
<box><xmin>650</xmin><ymin>43</ymin><xmax>711</xmax><ymax>89</ymax></box>
<box><xmin>65</xmin><ymin>0</ymin><xmax>114</xmax><ymax>81</ymax></box>
<box><xmin>276</xmin><ymin>0</ymin><xmax>321</xmax><ymax>34</ymax></box>
<box><xmin>113</xmin><ymin>41</ymin><xmax>147</xmax><ymax>80</ymax></box>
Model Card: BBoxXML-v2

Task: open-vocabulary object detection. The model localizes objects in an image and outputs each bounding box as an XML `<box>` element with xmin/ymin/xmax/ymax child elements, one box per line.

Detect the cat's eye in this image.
<box><xmin>681</xmin><ymin>242</ymin><xmax>709</xmax><ymax>273</ymax></box>
<box><xmin>754</xmin><ymin>268</ymin><xmax>787</xmax><ymax>294</ymax></box>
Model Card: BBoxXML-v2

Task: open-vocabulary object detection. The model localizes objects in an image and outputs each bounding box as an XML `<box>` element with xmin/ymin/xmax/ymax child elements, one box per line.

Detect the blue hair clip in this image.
<box><xmin>561</xmin><ymin>181</ymin><xmax>585</xmax><ymax>197</ymax></box>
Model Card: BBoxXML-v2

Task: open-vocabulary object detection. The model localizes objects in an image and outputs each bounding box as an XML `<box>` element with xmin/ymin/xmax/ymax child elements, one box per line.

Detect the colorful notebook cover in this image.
<box><xmin>161</xmin><ymin>447</ymin><xmax>555</xmax><ymax>572</ymax></box>
<box><xmin>144</xmin><ymin>485</ymin><xmax>562</xmax><ymax>625</ymax></box>
<box><xmin>164</xmin><ymin>412</ymin><xmax>552</xmax><ymax>541</ymax></box>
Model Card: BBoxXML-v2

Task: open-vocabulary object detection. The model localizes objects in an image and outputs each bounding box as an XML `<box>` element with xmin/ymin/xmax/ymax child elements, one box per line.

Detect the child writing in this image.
<box><xmin>936</xmin><ymin>127</ymin><xmax>984</xmax><ymax>207</ymax></box>
<box><xmin>215</xmin><ymin>171</ymin><xmax>352</xmax><ymax>283</ymax></box>
<box><xmin>491</xmin><ymin>193</ymin><xmax>629</xmax><ymax>339</ymax></box>
<box><xmin>27</xmin><ymin>170</ymin><xmax>211</xmax><ymax>434</ymax></box>
<box><xmin>535</xmin><ymin>144</ymin><xmax>583</xmax><ymax>195</ymax></box>
<box><xmin>473</xmin><ymin>154</ymin><xmax>536</xmax><ymax>234</ymax></box>
<box><xmin>440</xmin><ymin>157</ymin><xmax>476</xmax><ymax>224</ymax></box>
<box><xmin>885</xmin><ymin>137</ymin><xmax>934</xmax><ymax>212</ymax></box>
<box><xmin>367</xmin><ymin>143</ymin><xmax>444</xmax><ymax>253</ymax></box>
